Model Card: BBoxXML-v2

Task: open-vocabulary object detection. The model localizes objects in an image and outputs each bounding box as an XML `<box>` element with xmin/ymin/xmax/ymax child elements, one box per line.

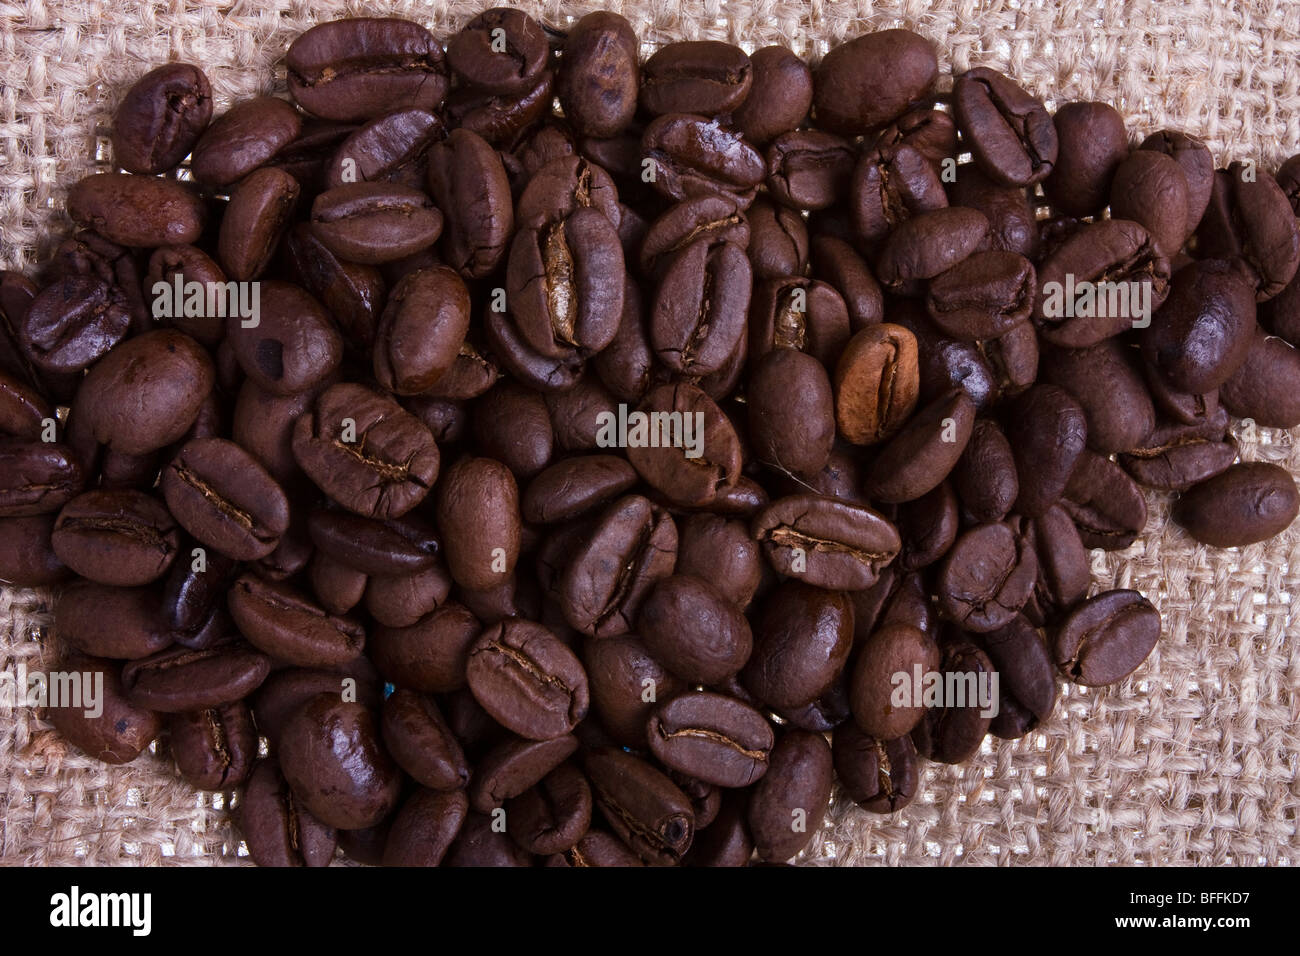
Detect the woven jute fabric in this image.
<box><xmin>2</xmin><ymin>0</ymin><xmax>1299</xmax><ymax>867</ymax></box>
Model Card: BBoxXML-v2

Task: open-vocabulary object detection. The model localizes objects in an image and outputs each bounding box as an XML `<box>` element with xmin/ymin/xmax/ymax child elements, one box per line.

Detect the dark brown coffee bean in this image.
<box><xmin>310</xmin><ymin>182</ymin><xmax>443</xmax><ymax>265</ymax></box>
<box><xmin>911</xmin><ymin>636</ymin><xmax>995</xmax><ymax>764</ymax></box>
<box><xmin>746</xmin><ymin>730</ymin><xmax>832</xmax><ymax>863</ymax></box>
<box><xmin>810</xmin><ymin>236</ymin><xmax>884</xmax><ymax>330</ymax></box>
<box><xmin>1173</xmin><ymin>462</ymin><xmax>1300</xmax><ymax>547</ymax></box>
<box><xmin>228</xmin><ymin>572</ymin><xmax>367</xmax><ymax>668</ymax></box>
<box><xmin>383</xmin><ymin>788</ymin><xmax>469</xmax><ymax>867</ymax></box>
<box><xmin>641</xmin><ymin>41</ymin><xmax>752</xmax><ymax>117</ymax></box>
<box><xmin>556</xmin><ymin>12</ymin><xmax>640</xmax><ymax>139</ymax></box>
<box><xmin>435</xmin><ymin>455</ymin><xmax>520</xmax><ymax>592</ymax></box>
<box><xmin>323</xmin><ymin>107</ymin><xmax>443</xmax><ymax>189</ymax></box>
<box><xmin>1061</xmin><ymin>451</ymin><xmax>1149</xmax><ymax>550</ymax></box>
<box><xmin>1053</xmin><ymin>589</ymin><xmax>1161</xmax><ymax>686</ymax></box>
<box><xmin>427</xmin><ymin>128</ymin><xmax>515</xmax><ymax>279</ymax></box>
<box><xmin>639</xmin><ymin>574</ymin><xmax>753</xmax><ymax>685</ymax></box>
<box><xmin>926</xmin><ymin>251</ymin><xmax>1036</xmax><ymax>341</ymax></box>
<box><xmin>647</xmin><ymin>692</ymin><xmax>773</xmax><ymax>788</ymax></box>
<box><xmin>752</xmin><ymin>493</ymin><xmax>900</xmax><ymax>591</ymax></box>
<box><xmin>875</xmin><ymin>208</ymin><xmax>990</xmax><ymax>290</ymax></box>
<box><xmin>373</xmin><ymin>266</ymin><xmax>471</xmax><ymax>396</ymax></box>
<box><xmin>976</xmin><ymin>615</ymin><xmax>1059</xmax><ymax>738</ymax></box>
<box><xmin>1006</xmin><ymin>384</ymin><xmax>1089</xmax><ymax>517</ymax></box>
<box><xmin>507</xmin><ymin>763</ymin><xmax>592</xmax><ymax>855</ymax></box>
<box><xmin>170</xmin><ymin>702</ymin><xmax>256</xmax><ymax>791</ymax></box>
<box><xmin>732</xmin><ymin>45</ymin><xmax>812</xmax><ymax>145</ymax></box>
<box><xmin>625</xmin><ymin>382</ymin><xmax>743</xmax><ymax>508</ymax></box>
<box><xmin>238</xmin><ymin>759</ymin><xmax>337</xmax><ymax>867</ymax></box>
<box><xmin>1038</xmin><ymin>341</ymin><xmax>1155</xmax><ymax>454</ymax></box>
<box><xmin>287</xmin><ymin>18</ymin><xmax>448</xmax><ymax>122</ymax></box>
<box><xmin>121</xmin><ymin>640</ymin><xmax>271</xmax><ymax>713</ymax></box>
<box><xmin>447</xmin><ymin>8</ymin><xmax>548</xmax><ymax>94</ymax></box>
<box><xmin>47</xmin><ymin>655</ymin><xmax>163</xmax><ymax>764</ymax></box>
<box><xmin>1109</xmin><ymin>150</ymin><xmax>1191</xmax><ymax>258</ymax></box>
<box><xmin>1196</xmin><ymin>163</ymin><xmax>1300</xmax><ymax>301</ymax></box>
<box><xmin>306</xmin><ymin>509</ymin><xmax>439</xmax><ymax>576</ymax></box>
<box><xmin>1119</xmin><ymin>432</ymin><xmax>1238</xmax><ymax>493</ymax></box>
<box><xmin>952</xmin><ymin>418</ymin><xmax>1018</xmax><ymax>523</ymax></box>
<box><xmin>741</xmin><ymin>581</ymin><xmax>854</xmax><ymax>710</ymax></box>
<box><xmin>643</xmin><ymin>114</ymin><xmax>766</xmax><ymax>208</ymax></box>
<box><xmin>583</xmin><ymin>634</ymin><xmax>687</xmax><ymax>750</ymax></box>
<box><xmin>1139</xmin><ymin>130</ymin><xmax>1215</xmax><ymax>231</ymax></box>
<box><xmin>190</xmin><ymin>96</ymin><xmax>303</xmax><ymax>186</ymax></box>
<box><xmin>851</xmin><ymin>144</ymin><xmax>949</xmax><ymax>247</ymax></box>
<box><xmin>251</xmin><ymin>667</ymin><xmax>381</xmax><ymax>749</ymax></box>
<box><xmin>370</xmin><ymin>603</ymin><xmax>479</xmax><ymax>693</ymax></box>
<box><xmin>863</xmin><ymin>389</ymin><xmax>977</xmax><ymax>504</ymax></box>
<box><xmin>833</xmin><ymin>724</ymin><xmax>919</xmax><ymax>813</ymax></box>
<box><xmin>20</xmin><ymin>276</ymin><xmax>131</xmax><ymax>375</ymax></box>
<box><xmin>937</xmin><ymin>521</ymin><xmax>1038</xmax><ymax>632</ymax></box>
<box><xmin>765</xmin><ymin>130</ymin><xmax>854</xmax><ymax>211</ymax></box>
<box><xmin>66</xmin><ymin>173</ymin><xmax>205</xmax><ymax>247</ymax></box>
<box><xmin>0</xmin><ymin>440</ymin><xmax>85</xmax><ymax>518</ymax></box>
<box><xmin>467</xmin><ymin>619</ymin><xmax>589</xmax><ymax>740</ymax></box>
<box><xmin>51</xmin><ymin>489</ymin><xmax>179</xmax><ymax>586</ymax></box>
<box><xmin>0</xmin><ymin>514</ymin><xmax>68</xmax><ymax>586</ymax></box>
<box><xmin>747</xmin><ymin>348</ymin><xmax>835</xmax><ymax>479</ymax></box>
<box><xmin>219</xmin><ymin>167</ymin><xmax>300</xmax><ymax>281</ymax></box>
<box><xmin>813</xmin><ymin>30</ymin><xmax>938</xmax><ymax>135</ymax></box>
<box><xmin>850</xmin><ymin>623</ymin><xmax>940</xmax><ymax>740</ymax></box>
<box><xmin>54</xmin><ymin>581</ymin><xmax>168</xmax><ymax>660</ymax></box>
<box><xmin>651</xmin><ymin>238</ymin><xmax>750</xmax><ymax>376</ymax></box>
<box><xmin>111</xmin><ymin>63</ymin><xmax>213</xmax><ymax>174</ymax></box>
<box><xmin>381</xmin><ymin>688</ymin><xmax>470</xmax><ymax>792</ymax></box>
<box><xmin>1220</xmin><ymin>328</ymin><xmax>1300</xmax><ymax>427</ymax></box>
<box><xmin>584</xmin><ymin>747</ymin><xmax>694</xmax><ymax>865</ymax></box>
<box><xmin>280</xmin><ymin>694</ymin><xmax>402</xmax><ymax>830</ymax></box>
<box><xmin>522</xmin><ymin>455</ymin><xmax>637</xmax><ymax>524</ymax></box>
<box><xmin>953</xmin><ymin>67</ymin><xmax>1058</xmax><ymax>186</ymax></box>
<box><xmin>748</xmin><ymin>276</ymin><xmax>851</xmax><ymax>368</ymax></box>
<box><xmin>282</xmin><ymin>223</ymin><xmax>386</xmax><ymax>354</ymax></box>
<box><xmin>1043</xmin><ymin>102</ymin><xmax>1128</xmax><ymax>217</ymax></box>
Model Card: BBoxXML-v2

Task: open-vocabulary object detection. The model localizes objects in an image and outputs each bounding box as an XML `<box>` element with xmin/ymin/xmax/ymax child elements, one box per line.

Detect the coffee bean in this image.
<box><xmin>639</xmin><ymin>574</ymin><xmax>753</xmax><ymax>684</ymax></box>
<box><xmin>742</xmin><ymin>581</ymin><xmax>853</xmax><ymax>710</ymax></box>
<box><xmin>641</xmin><ymin>41</ymin><xmax>752</xmax><ymax>117</ymax></box>
<box><xmin>1220</xmin><ymin>327</ymin><xmax>1300</xmax><ymax>428</ymax></box>
<box><xmin>746</xmin><ymin>730</ymin><xmax>832</xmax><ymax>862</ymax></box>
<box><xmin>228</xmin><ymin>572</ymin><xmax>366</xmax><ymax>668</ymax></box>
<box><xmin>1196</xmin><ymin>164</ymin><xmax>1300</xmax><ymax>301</ymax></box>
<box><xmin>976</xmin><ymin>615</ymin><xmax>1058</xmax><ymax>738</ymax></box>
<box><xmin>170</xmin><ymin>702</ymin><xmax>256</xmax><ymax>791</ymax></box>
<box><xmin>1043</xmin><ymin>102</ymin><xmax>1128</xmax><ymax>217</ymax></box>
<box><xmin>584</xmin><ymin>747</ymin><xmax>694</xmax><ymax>865</ymax></box>
<box><xmin>52</xmin><ymin>489</ymin><xmax>180</xmax><ymax>586</ymax></box>
<box><xmin>191</xmin><ymin>96</ymin><xmax>303</xmax><ymax>186</ymax></box>
<box><xmin>466</xmin><ymin>619</ymin><xmax>589</xmax><ymax>740</ymax></box>
<box><xmin>752</xmin><ymin>493</ymin><xmax>900</xmax><ymax>591</ymax></box>
<box><xmin>732</xmin><ymin>45</ymin><xmax>813</xmax><ymax>145</ymax></box>
<box><xmin>111</xmin><ymin>63</ymin><xmax>213</xmax><ymax>175</ymax></box>
<box><xmin>1173</xmin><ymin>462</ymin><xmax>1300</xmax><ymax>547</ymax></box>
<box><xmin>556</xmin><ymin>13</ymin><xmax>640</xmax><ymax>139</ymax></box>
<box><xmin>311</xmin><ymin>182</ymin><xmax>444</xmax><ymax>265</ymax></box>
<box><xmin>953</xmin><ymin>67</ymin><xmax>1058</xmax><ymax>186</ymax></box>
<box><xmin>1053</xmin><ymin>589</ymin><xmax>1161</xmax><ymax>686</ymax></box>
<box><xmin>850</xmin><ymin>623</ymin><xmax>940</xmax><ymax>739</ymax></box>
<box><xmin>833</xmin><ymin>724</ymin><xmax>919</xmax><ymax>813</ymax></box>
<box><xmin>507</xmin><ymin>763</ymin><xmax>592</xmax><ymax>855</ymax></box>
<box><xmin>238</xmin><ymin>759</ymin><xmax>337</xmax><ymax>867</ymax></box>
<box><xmin>647</xmin><ymin>691</ymin><xmax>773</xmax><ymax>788</ymax></box>
<box><xmin>47</xmin><ymin>654</ymin><xmax>163</xmax><ymax>764</ymax></box>
<box><xmin>427</xmin><ymin>128</ymin><xmax>515</xmax><ymax>278</ymax></box>
<box><xmin>67</xmin><ymin>173</ymin><xmax>206</xmax><ymax>248</ymax></box>
<box><xmin>813</xmin><ymin>30</ymin><xmax>938</xmax><ymax>135</ymax></box>
<box><xmin>383</xmin><ymin>788</ymin><xmax>469</xmax><ymax>866</ymax></box>
<box><xmin>863</xmin><ymin>389</ymin><xmax>977</xmax><ymax>504</ymax></box>
<box><xmin>121</xmin><ymin>640</ymin><xmax>271</xmax><ymax>713</ymax></box>
<box><xmin>1061</xmin><ymin>451</ymin><xmax>1149</xmax><ymax>550</ymax></box>
<box><xmin>1006</xmin><ymin>384</ymin><xmax>1088</xmax><ymax>517</ymax></box>
<box><xmin>381</xmin><ymin>688</ymin><xmax>470</xmax><ymax>792</ymax></box>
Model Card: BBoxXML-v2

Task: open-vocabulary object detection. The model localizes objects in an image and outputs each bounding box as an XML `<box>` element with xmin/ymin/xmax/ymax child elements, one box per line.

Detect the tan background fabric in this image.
<box><xmin>2</xmin><ymin>0</ymin><xmax>1298</xmax><ymax>866</ymax></box>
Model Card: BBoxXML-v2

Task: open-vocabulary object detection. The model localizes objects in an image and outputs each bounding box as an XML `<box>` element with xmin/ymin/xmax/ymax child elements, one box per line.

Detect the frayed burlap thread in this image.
<box><xmin>2</xmin><ymin>0</ymin><xmax>1298</xmax><ymax>866</ymax></box>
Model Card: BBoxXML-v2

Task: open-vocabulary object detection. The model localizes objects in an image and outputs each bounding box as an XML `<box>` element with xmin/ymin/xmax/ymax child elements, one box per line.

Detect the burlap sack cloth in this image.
<box><xmin>2</xmin><ymin>0</ymin><xmax>1298</xmax><ymax>867</ymax></box>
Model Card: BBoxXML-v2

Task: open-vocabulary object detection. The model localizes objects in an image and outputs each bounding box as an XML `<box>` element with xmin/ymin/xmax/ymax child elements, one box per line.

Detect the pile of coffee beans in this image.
<box><xmin>2</xmin><ymin>9</ymin><xmax>1298</xmax><ymax>866</ymax></box>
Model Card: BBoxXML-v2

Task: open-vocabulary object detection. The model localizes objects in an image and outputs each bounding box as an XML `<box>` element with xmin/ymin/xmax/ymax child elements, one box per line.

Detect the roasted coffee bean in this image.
<box><xmin>752</xmin><ymin>494</ymin><xmax>900</xmax><ymax>591</ymax></box>
<box><xmin>746</xmin><ymin>730</ymin><xmax>832</xmax><ymax>862</ymax></box>
<box><xmin>926</xmin><ymin>251</ymin><xmax>1036</xmax><ymax>341</ymax></box>
<box><xmin>0</xmin><ymin>513</ymin><xmax>68</xmax><ymax>586</ymax></box>
<box><xmin>643</xmin><ymin>114</ymin><xmax>766</xmax><ymax>209</ymax></box>
<box><xmin>911</xmin><ymin>636</ymin><xmax>995</xmax><ymax>764</ymax></box>
<box><xmin>427</xmin><ymin>128</ymin><xmax>515</xmax><ymax>278</ymax></box>
<box><xmin>875</xmin><ymin>207</ymin><xmax>989</xmax><ymax>290</ymax></box>
<box><xmin>810</xmin><ymin>236</ymin><xmax>884</xmax><ymax>329</ymax></box>
<box><xmin>279</xmin><ymin>694</ymin><xmax>403</xmax><ymax>830</ymax></box>
<box><xmin>1061</xmin><ymin>451</ymin><xmax>1149</xmax><ymax>550</ymax></box>
<box><xmin>641</xmin><ymin>195</ymin><xmax>749</xmax><ymax>278</ymax></box>
<box><xmin>1139</xmin><ymin>130</ymin><xmax>1215</xmax><ymax>231</ymax></box>
<box><xmin>584</xmin><ymin>747</ymin><xmax>694</xmax><ymax>865</ymax></box>
<box><xmin>238</xmin><ymin>759</ymin><xmax>337</xmax><ymax>867</ymax></box>
<box><xmin>625</xmin><ymin>383</ymin><xmax>743</xmax><ymax>507</ymax></box>
<box><xmin>170</xmin><ymin>702</ymin><xmax>256</xmax><ymax>791</ymax></box>
<box><xmin>641</xmin><ymin>41</ymin><xmax>752</xmax><ymax>117</ymax></box>
<box><xmin>507</xmin><ymin>763</ymin><xmax>592</xmax><ymax>855</ymax></box>
<box><xmin>833</xmin><ymin>724</ymin><xmax>919</xmax><ymax>813</ymax></box>
<box><xmin>674</xmin><ymin>513</ymin><xmax>763</xmax><ymax>610</ymax></box>
<box><xmin>952</xmin><ymin>418</ymin><xmax>1018</xmax><ymax>523</ymax></box>
<box><xmin>937</xmin><ymin>521</ymin><xmax>1038</xmax><ymax>632</ymax></box>
<box><xmin>1018</xmin><ymin>505</ymin><xmax>1090</xmax><ymax>627</ymax></box>
<box><xmin>47</xmin><ymin>654</ymin><xmax>162</xmax><ymax>764</ymax></box>
<box><xmin>1173</xmin><ymin>462</ymin><xmax>1300</xmax><ymax>547</ymax></box>
<box><xmin>834</xmin><ymin>324</ymin><xmax>920</xmax><ymax>446</ymax></box>
<box><xmin>310</xmin><ymin>182</ymin><xmax>443</xmax><ymax>265</ymax></box>
<box><xmin>522</xmin><ymin>455</ymin><xmax>637</xmax><ymax>524</ymax></box>
<box><xmin>953</xmin><ymin>67</ymin><xmax>1057</xmax><ymax>186</ymax></box>
<box><xmin>766</xmin><ymin>130</ymin><xmax>854</xmax><ymax>211</ymax></box>
<box><xmin>1005</xmin><ymin>385</ymin><xmax>1089</xmax><ymax>517</ymax></box>
<box><xmin>228</xmin><ymin>572</ymin><xmax>366</xmax><ymax>668</ymax></box>
<box><xmin>1043</xmin><ymin>102</ymin><xmax>1129</xmax><ymax>217</ymax></box>
<box><xmin>435</xmin><ymin>456</ymin><xmax>520</xmax><ymax>591</ymax></box>
<box><xmin>292</xmin><ymin>383</ymin><xmax>440</xmax><ymax>518</ymax></box>
<box><xmin>252</xmin><ymin>667</ymin><xmax>381</xmax><ymax>748</ymax></box>
<box><xmin>647</xmin><ymin>692</ymin><xmax>773</xmax><ymax>788</ymax></box>
<box><xmin>219</xmin><ymin>167</ymin><xmax>300</xmax><ymax>281</ymax></box>
<box><xmin>20</xmin><ymin>276</ymin><xmax>131</xmax><ymax>375</ymax></box>
<box><xmin>732</xmin><ymin>45</ymin><xmax>812</xmax><ymax>145</ymax></box>
<box><xmin>639</xmin><ymin>574</ymin><xmax>753</xmax><ymax>684</ymax></box>
<box><xmin>374</xmin><ymin>267</ymin><xmax>471</xmax><ymax>396</ymax></box>
<box><xmin>369</xmin><ymin>602</ymin><xmax>478</xmax><ymax>693</ymax></box>
<box><xmin>307</xmin><ymin>509</ymin><xmax>438</xmax><ymax>576</ymax></box>
<box><xmin>851</xmin><ymin>144</ymin><xmax>949</xmax><ymax>247</ymax></box>
<box><xmin>1039</xmin><ymin>341</ymin><xmax>1155</xmax><ymax>454</ymax></box>
<box><xmin>812</xmin><ymin>30</ymin><xmax>938</xmax><ymax>135</ymax></box>
<box><xmin>584</xmin><ymin>633</ymin><xmax>686</xmax><ymax>750</ymax></box>
<box><xmin>654</xmin><ymin>238</ymin><xmax>751</xmax><ymax>376</ymax></box>
<box><xmin>742</xmin><ymin>581</ymin><xmax>854</xmax><ymax>710</ymax></box>
<box><xmin>324</xmin><ymin>108</ymin><xmax>442</xmax><ymax>189</ymax></box>
<box><xmin>67</xmin><ymin>173</ymin><xmax>205</xmax><ymax>248</ymax></box>
<box><xmin>850</xmin><ymin>623</ymin><xmax>940</xmax><ymax>740</ymax></box>
<box><xmin>51</xmin><ymin>489</ymin><xmax>179</xmax><ymax>586</ymax></box>
<box><xmin>1220</xmin><ymin>327</ymin><xmax>1300</xmax><ymax>427</ymax></box>
<box><xmin>863</xmin><ymin>389</ymin><xmax>977</xmax><ymax>504</ymax></box>
<box><xmin>190</xmin><ymin>96</ymin><xmax>303</xmax><ymax>186</ymax></box>
<box><xmin>287</xmin><ymin>18</ymin><xmax>448</xmax><ymax>122</ymax></box>
<box><xmin>121</xmin><ymin>640</ymin><xmax>271</xmax><ymax>713</ymax></box>
<box><xmin>1196</xmin><ymin>163</ymin><xmax>1300</xmax><ymax>301</ymax></box>
<box><xmin>383</xmin><ymin>788</ymin><xmax>469</xmax><ymax>866</ymax></box>
<box><xmin>976</xmin><ymin>615</ymin><xmax>1058</xmax><ymax>738</ymax></box>
<box><xmin>225</xmin><ymin>280</ymin><xmax>342</xmax><ymax>396</ymax></box>
<box><xmin>556</xmin><ymin>12</ymin><xmax>640</xmax><ymax>139</ymax></box>
<box><xmin>1053</xmin><ymin>589</ymin><xmax>1161</xmax><ymax>686</ymax></box>
<box><xmin>0</xmin><ymin>440</ymin><xmax>85</xmax><ymax>517</ymax></box>
<box><xmin>445</xmin><ymin>69</ymin><xmax>555</xmax><ymax>146</ymax></box>
<box><xmin>467</xmin><ymin>619</ymin><xmax>589</xmax><ymax>740</ymax></box>
<box><xmin>111</xmin><ymin>63</ymin><xmax>213</xmax><ymax>174</ymax></box>
<box><xmin>447</xmin><ymin>7</ymin><xmax>548</xmax><ymax>94</ymax></box>
<box><xmin>381</xmin><ymin>688</ymin><xmax>470</xmax><ymax>792</ymax></box>
<box><xmin>748</xmin><ymin>348</ymin><xmax>835</xmax><ymax>478</ymax></box>
<box><xmin>947</xmin><ymin>167</ymin><xmax>1039</xmax><ymax>259</ymax></box>
<box><xmin>749</xmin><ymin>276</ymin><xmax>851</xmax><ymax>368</ymax></box>
<box><xmin>54</xmin><ymin>581</ymin><xmax>170</xmax><ymax>660</ymax></box>
<box><xmin>1119</xmin><ymin>431</ymin><xmax>1238</xmax><ymax>493</ymax></box>
<box><xmin>282</xmin><ymin>223</ymin><xmax>385</xmax><ymax>354</ymax></box>
<box><xmin>896</xmin><ymin>479</ymin><xmax>959</xmax><ymax>570</ymax></box>
<box><xmin>1109</xmin><ymin>150</ymin><xmax>1191</xmax><ymax>258</ymax></box>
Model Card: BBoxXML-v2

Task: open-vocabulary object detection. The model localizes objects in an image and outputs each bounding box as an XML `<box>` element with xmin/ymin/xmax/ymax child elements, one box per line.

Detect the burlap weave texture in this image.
<box><xmin>1</xmin><ymin>0</ymin><xmax>1297</xmax><ymax>866</ymax></box>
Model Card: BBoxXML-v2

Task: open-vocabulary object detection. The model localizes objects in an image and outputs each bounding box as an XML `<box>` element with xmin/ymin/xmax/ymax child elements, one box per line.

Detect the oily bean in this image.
<box><xmin>729</xmin><ymin>45</ymin><xmax>811</xmax><ymax>144</ymax></box>
<box><xmin>1139</xmin><ymin>130</ymin><xmax>1215</xmax><ymax>231</ymax></box>
<box><xmin>111</xmin><ymin>63</ymin><xmax>213</xmax><ymax>174</ymax></box>
<box><xmin>1043</xmin><ymin>102</ymin><xmax>1129</xmax><ymax>218</ymax></box>
<box><xmin>306</xmin><ymin>509</ymin><xmax>438</xmax><ymax>576</ymax></box>
<box><xmin>751</xmin><ymin>493</ymin><xmax>901</xmax><ymax>591</ymax></box>
<box><xmin>0</xmin><ymin>368</ymin><xmax>49</xmax><ymax>438</ymax></box>
<box><xmin>369</xmin><ymin>603</ymin><xmax>479</xmax><ymax>693</ymax></box>
<box><xmin>652</xmin><ymin>239</ymin><xmax>751</xmax><ymax>376</ymax></box>
<box><xmin>435</xmin><ymin>456</ymin><xmax>520</xmax><ymax>592</ymax></box>
<box><xmin>161</xmin><ymin>438</ymin><xmax>289</xmax><ymax>561</ymax></box>
<box><xmin>374</xmin><ymin>266</ymin><xmax>471</xmax><ymax>396</ymax></box>
<box><xmin>20</xmin><ymin>276</ymin><xmax>131</xmax><ymax>375</ymax></box>
<box><xmin>748</xmin><ymin>348</ymin><xmax>835</xmax><ymax>479</ymax></box>
<box><xmin>1220</xmin><ymin>327</ymin><xmax>1300</xmax><ymax>427</ymax></box>
<box><xmin>286</xmin><ymin>17</ymin><xmax>448</xmax><ymax>123</ymax></box>
<box><xmin>746</xmin><ymin>730</ymin><xmax>832</xmax><ymax>863</ymax></box>
<box><xmin>466</xmin><ymin>619</ymin><xmax>589</xmax><ymax>740</ymax></box>
<box><xmin>765</xmin><ymin>130</ymin><xmax>855</xmax><ymax>211</ymax></box>
<box><xmin>381</xmin><ymin>688</ymin><xmax>470</xmax><ymax>792</ymax></box>
<box><xmin>1173</xmin><ymin>462</ymin><xmax>1300</xmax><ymax>548</ymax></box>
<box><xmin>937</xmin><ymin>521</ymin><xmax>1038</xmax><ymax>633</ymax></box>
<box><xmin>427</xmin><ymin>128</ymin><xmax>515</xmax><ymax>279</ymax></box>
<box><xmin>219</xmin><ymin>167</ymin><xmax>300</xmax><ymax>281</ymax></box>
<box><xmin>976</xmin><ymin>615</ymin><xmax>1058</xmax><ymax>739</ymax></box>
<box><xmin>1053</xmin><ymin>589</ymin><xmax>1162</xmax><ymax>686</ymax></box>
<box><xmin>121</xmin><ymin>640</ymin><xmax>271</xmax><ymax>713</ymax></box>
<box><xmin>251</xmin><ymin>666</ymin><xmax>381</xmax><ymax>749</ymax></box>
<box><xmin>1039</xmin><ymin>340</ymin><xmax>1156</xmax><ymax>454</ymax></box>
<box><xmin>0</xmin><ymin>440</ymin><xmax>85</xmax><ymax>518</ymax></box>
<box><xmin>1196</xmin><ymin>164</ymin><xmax>1300</xmax><ymax>301</ymax></box>
<box><xmin>51</xmin><ymin>489</ymin><xmax>179</xmax><ymax>586</ymax></box>
<box><xmin>642</xmin><ymin>114</ymin><xmax>766</xmax><ymax>209</ymax></box>
<box><xmin>470</xmin><ymin>734</ymin><xmax>580</xmax><ymax>813</ymax></box>
<box><xmin>833</xmin><ymin>323</ymin><xmax>920</xmax><ymax>445</ymax></box>
<box><xmin>1061</xmin><ymin>451</ymin><xmax>1149</xmax><ymax>550</ymax></box>
<box><xmin>169</xmin><ymin>702</ymin><xmax>256</xmax><ymax>791</ymax></box>
<box><xmin>507</xmin><ymin>763</ymin><xmax>593</xmax><ymax>855</ymax></box>
<box><xmin>324</xmin><ymin>108</ymin><xmax>443</xmax><ymax>189</ymax></box>
<box><xmin>584</xmin><ymin>747</ymin><xmax>694</xmax><ymax>866</ymax></box>
<box><xmin>522</xmin><ymin>455</ymin><xmax>637</xmax><ymax>524</ymax></box>
<box><xmin>953</xmin><ymin>67</ymin><xmax>1058</xmax><ymax>187</ymax></box>
<box><xmin>863</xmin><ymin>389</ymin><xmax>977</xmax><ymax>504</ymax></box>
<box><xmin>812</xmin><ymin>30</ymin><xmax>938</xmax><ymax>135</ymax></box>
<box><xmin>911</xmin><ymin>637</ymin><xmax>995</xmax><ymax>764</ymax></box>
<box><xmin>383</xmin><ymin>788</ymin><xmax>469</xmax><ymax>867</ymax></box>
<box><xmin>584</xmin><ymin>634</ymin><xmax>687</xmax><ymax>750</ymax></box>
<box><xmin>73</xmin><ymin>329</ymin><xmax>213</xmax><ymax>458</ymax></box>
<box><xmin>279</xmin><ymin>694</ymin><xmax>403</xmax><ymax>830</ymax></box>
<box><xmin>925</xmin><ymin>251</ymin><xmax>1036</xmax><ymax>341</ymax></box>
<box><xmin>48</xmin><ymin>654</ymin><xmax>162</xmax><ymax>764</ymax></box>
<box><xmin>641</xmin><ymin>41</ymin><xmax>752</xmax><ymax>117</ymax></box>
<box><xmin>639</xmin><ymin>574</ymin><xmax>753</xmax><ymax>685</ymax></box>
<box><xmin>66</xmin><ymin>173</ymin><xmax>205</xmax><ymax>248</ymax></box>
<box><xmin>647</xmin><ymin>692</ymin><xmax>773</xmax><ymax>788</ymax></box>
<box><xmin>190</xmin><ymin>96</ymin><xmax>303</xmax><ymax>186</ymax></box>
<box><xmin>625</xmin><ymin>383</ymin><xmax>743</xmax><ymax>508</ymax></box>
<box><xmin>446</xmin><ymin>8</ymin><xmax>548</xmax><ymax>94</ymax></box>
<box><xmin>810</xmin><ymin>236</ymin><xmax>884</xmax><ymax>329</ymax></box>
<box><xmin>225</xmin><ymin>281</ymin><xmax>343</xmax><ymax>397</ymax></box>
<box><xmin>850</xmin><ymin>623</ymin><xmax>940</xmax><ymax>739</ymax></box>
<box><xmin>0</xmin><ymin>514</ymin><xmax>68</xmax><ymax>586</ymax></box>
<box><xmin>875</xmin><ymin>207</ymin><xmax>990</xmax><ymax>290</ymax></box>
<box><xmin>292</xmin><ymin>382</ymin><xmax>440</xmax><ymax>518</ymax></box>
<box><xmin>851</xmin><ymin>144</ymin><xmax>949</xmax><ymax>247</ymax></box>
<box><xmin>742</xmin><ymin>580</ymin><xmax>854</xmax><ymax>710</ymax></box>
<box><xmin>1019</xmin><ymin>505</ymin><xmax>1091</xmax><ymax>627</ymax></box>
<box><xmin>1006</xmin><ymin>384</ymin><xmax>1089</xmax><ymax>517</ymax></box>
<box><xmin>54</xmin><ymin>581</ymin><xmax>173</xmax><ymax>660</ymax></box>
<box><xmin>832</xmin><ymin>724</ymin><xmax>919</xmax><ymax>813</ymax></box>
<box><xmin>556</xmin><ymin>12</ymin><xmax>640</xmax><ymax>139</ymax></box>
<box><xmin>310</xmin><ymin>182</ymin><xmax>443</xmax><ymax>265</ymax></box>
<box><xmin>228</xmin><ymin>572</ymin><xmax>366</xmax><ymax>668</ymax></box>
<box><xmin>238</xmin><ymin>759</ymin><xmax>337</xmax><ymax>867</ymax></box>
<box><xmin>953</xmin><ymin>418</ymin><xmax>1019</xmax><ymax>523</ymax></box>
<box><xmin>1109</xmin><ymin>150</ymin><xmax>1191</xmax><ymax>258</ymax></box>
